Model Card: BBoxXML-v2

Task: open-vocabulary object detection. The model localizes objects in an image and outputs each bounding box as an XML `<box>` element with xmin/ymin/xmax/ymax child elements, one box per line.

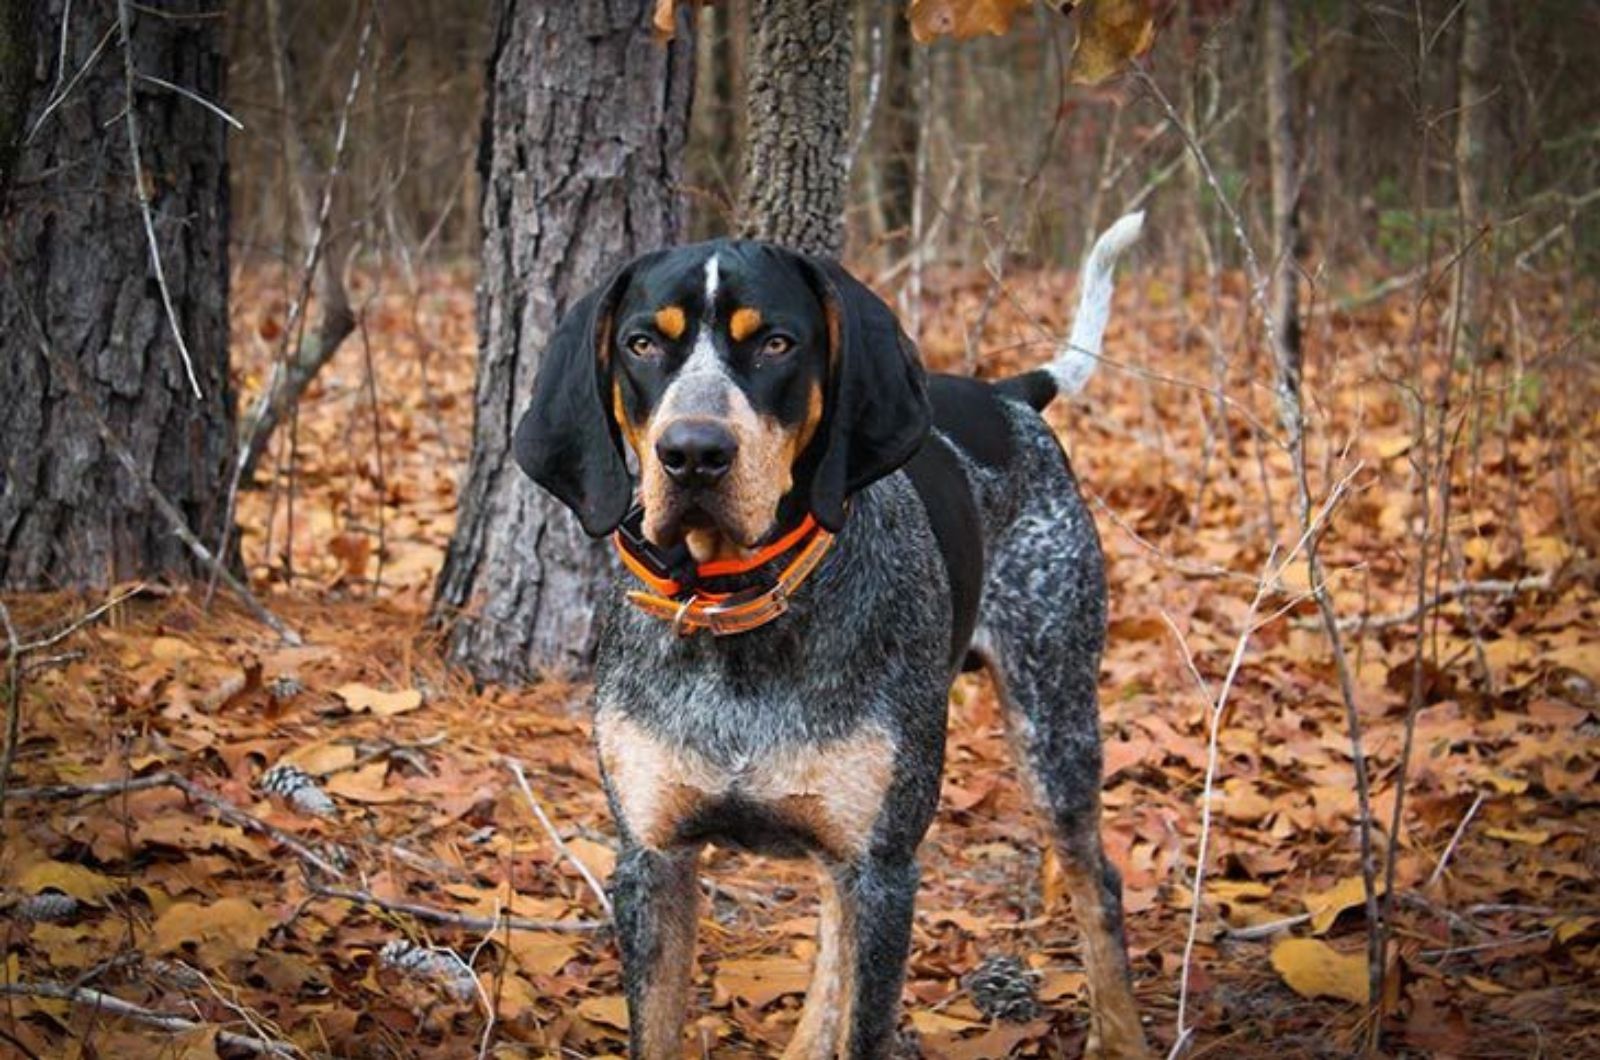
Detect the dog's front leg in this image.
<box><xmin>837</xmin><ymin>854</ymin><xmax>919</xmax><ymax>1060</ymax></box>
<box><xmin>613</xmin><ymin>844</ymin><xmax>701</xmax><ymax>1060</ymax></box>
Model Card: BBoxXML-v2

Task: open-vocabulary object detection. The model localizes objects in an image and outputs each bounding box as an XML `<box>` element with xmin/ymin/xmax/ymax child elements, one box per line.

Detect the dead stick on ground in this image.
<box><xmin>0</xmin><ymin>981</ymin><xmax>299</xmax><ymax>1056</ymax></box>
<box><xmin>1427</xmin><ymin>791</ymin><xmax>1486</xmax><ymax>889</ymax></box>
<box><xmin>1</xmin><ymin>265</ymin><xmax>302</xmax><ymax>646</ymax></box>
<box><xmin>505</xmin><ymin>757</ymin><xmax>614</xmax><ymax>919</ymax></box>
<box><xmin>312</xmin><ymin>884</ymin><xmax>604</xmax><ymax>934</ymax></box>
<box><xmin>5</xmin><ymin>771</ymin><xmax>342</xmax><ymax>878</ymax></box>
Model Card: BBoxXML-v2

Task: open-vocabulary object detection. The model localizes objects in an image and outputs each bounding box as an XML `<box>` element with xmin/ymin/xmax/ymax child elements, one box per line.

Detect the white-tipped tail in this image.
<box><xmin>1048</xmin><ymin>211</ymin><xmax>1145</xmax><ymax>396</ymax></box>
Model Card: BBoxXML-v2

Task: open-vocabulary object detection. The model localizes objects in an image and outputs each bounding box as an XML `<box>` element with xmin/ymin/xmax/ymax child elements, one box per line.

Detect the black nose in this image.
<box><xmin>656</xmin><ymin>421</ymin><xmax>737</xmax><ymax>488</ymax></box>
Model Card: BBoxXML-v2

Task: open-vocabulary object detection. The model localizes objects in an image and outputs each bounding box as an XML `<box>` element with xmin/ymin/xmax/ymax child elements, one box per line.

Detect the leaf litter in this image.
<box><xmin>0</xmin><ymin>261</ymin><xmax>1595</xmax><ymax>1057</ymax></box>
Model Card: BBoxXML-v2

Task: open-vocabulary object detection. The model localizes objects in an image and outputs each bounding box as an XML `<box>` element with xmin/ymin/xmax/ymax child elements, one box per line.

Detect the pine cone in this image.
<box><xmin>260</xmin><ymin>762</ymin><xmax>336</xmax><ymax>817</ymax></box>
<box><xmin>963</xmin><ymin>954</ymin><xmax>1041</xmax><ymax>1023</ymax></box>
<box><xmin>379</xmin><ymin>939</ymin><xmax>478</xmax><ymax>1002</ymax></box>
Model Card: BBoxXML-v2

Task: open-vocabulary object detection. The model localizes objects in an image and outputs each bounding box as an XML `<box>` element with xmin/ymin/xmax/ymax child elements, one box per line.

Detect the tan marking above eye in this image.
<box><xmin>654</xmin><ymin>305</ymin><xmax>687</xmax><ymax>340</ymax></box>
<box><xmin>729</xmin><ymin>307</ymin><xmax>763</xmax><ymax>342</ymax></box>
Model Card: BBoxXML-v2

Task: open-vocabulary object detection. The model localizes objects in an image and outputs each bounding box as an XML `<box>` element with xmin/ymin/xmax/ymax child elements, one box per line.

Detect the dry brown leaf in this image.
<box><xmin>576</xmin><ymin>994</ymin><xmax>631</xmax><ymax>1031</ymax></box>
<box><xmin>1270</xmin><ymin>938</ymin><xmax>1368</xmax><ymax>1004</ymax></box>
<box><xmin>1069</xmin><ymin>0</ymin><xmax>1156</xmax><ymax>85</ymax></box>
<box><xmin>1303</xmin><ymin>875</ymin><xmax>1386</xmax><ymax>935</ymax></box>
<box><xmin>13</xmin><ymin>861</ymin><xmax>121</xmax><ymax>905</ymax></box>
<box><xmin>153</xmin><ymin>897</ymin><xmax>275</xmax><ymax>966</ymax></box>
<box><xmin>908</xmin><ymin>0</ymin><xmax>1034</xmax><ymax>44</ymax></box>
<box><xmin>334</xmin><ymin>682</ymin><xmax>423</xmax><ymax>717</ymax></box>
<box><xmin>711</xmin><ymin>957</ymin><xmax>812</xmax><ymax>1009</ymax></box>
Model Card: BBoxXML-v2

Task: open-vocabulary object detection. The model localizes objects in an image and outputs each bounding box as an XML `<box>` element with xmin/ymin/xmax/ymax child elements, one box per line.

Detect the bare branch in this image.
<box><xmin>312</xmin><ymin>884</ymin><xmax>605</xmax><ymax>934</ymax></box>
<box><xmin>114</xmin><ymin>0</ymin><xmax>202</xmax><ymax>399</ymax></box>
<box><xmin>0</xmin><ymin>981</ymin><xmax>300</xmax><ymax>1056</ymax></box>
<box><xmin>505</xmin><ymin>757</ymin><xmax>614</xmax><ymax>919</ymax></box>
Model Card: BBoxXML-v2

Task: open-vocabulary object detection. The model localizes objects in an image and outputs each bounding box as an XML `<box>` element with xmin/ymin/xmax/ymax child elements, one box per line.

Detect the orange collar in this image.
<box><xmin>612</xmin><ymin>511</ymin><xmax>835</xmax><ymax>637</ymax></box>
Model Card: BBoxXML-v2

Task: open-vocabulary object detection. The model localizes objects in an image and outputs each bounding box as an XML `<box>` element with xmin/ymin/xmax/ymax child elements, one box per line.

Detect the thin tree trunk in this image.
<box><xmin>0</xmin><ymin>0</ymin><xmax>233</xmax><ymax>589</ymax></box>
<box><xmin>738</xmin><ymin>0</ymin><xmax>853</xmax><ymax>257</ymax></box>
<box><xmin>880</xmin><ymin>0</ymin><xmax>918</xmax><ymax>259</ymax></box>
<box><xmin>234</xmin><ymin>0</ymin><xmax>359</xmax><ymax>483</ymax></box>
<box><xmin>1263</xmin><ymin>0</ymin><xmax>1300</xmax><ymax>418</ymax></box>
<box><xmin>431</xmin><ymin>0</ymin><xmax>694</xmax><ymax>682</ymax></box>
<box><xmin>1452</xmin><ymin>0</ymin><xmax>1490</xmax><ymax>357</ymax></box>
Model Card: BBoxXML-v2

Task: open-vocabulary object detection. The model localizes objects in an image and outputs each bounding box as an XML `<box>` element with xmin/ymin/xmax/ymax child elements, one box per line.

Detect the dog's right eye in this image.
<box><xmin>625</xmin><ymin>334</ymin><xmax>661</xmax><ymax>360</ymax></box>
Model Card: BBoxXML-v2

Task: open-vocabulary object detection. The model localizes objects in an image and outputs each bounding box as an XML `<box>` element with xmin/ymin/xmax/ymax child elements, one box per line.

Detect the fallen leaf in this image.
<box><xmin>576</xmin><ymin>995</ymin><xmax>630</xmax><ymax>1032</ymax></box>
<box><xmin>1303</xmin><ymin>875</ymin><xmax>1385</xmax><ymax>935</ymax></box>
<box><xmin>711</xmin><ymin>957</ymin><xmax>812</xmax><ymax>1009</ymax></box>
<box><xmin>335</xmin><ymin>682</ymin><xmax>423</xmax><ymax>717</ymax></box>
<box><xmin>14</xmin><ymin>861</ymin><xmax>121</xmax><ymax>905</ymax></box>
<box><xmin>153</xmin><ymin>897</ymin><xmax>275</xmax><ymax>965</ymax></box>
<box><xmin>1270</xmin><ymin>938</ymin><xmax>1368</xmax><ymax>1004</ymax></box>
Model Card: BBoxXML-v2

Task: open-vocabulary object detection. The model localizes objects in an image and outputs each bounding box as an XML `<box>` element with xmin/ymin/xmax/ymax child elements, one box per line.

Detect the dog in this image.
<box><xmin>513</xmin><ymin>214</ymin><xmax>1149</xmax><ymax>1059</ymax></box>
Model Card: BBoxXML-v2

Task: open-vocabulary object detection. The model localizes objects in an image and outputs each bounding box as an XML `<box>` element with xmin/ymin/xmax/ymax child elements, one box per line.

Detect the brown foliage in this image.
<box><xmin>1</xmin><ymin>262</ymin><xmax>1595</xmax><ymax>1057</ymax></box>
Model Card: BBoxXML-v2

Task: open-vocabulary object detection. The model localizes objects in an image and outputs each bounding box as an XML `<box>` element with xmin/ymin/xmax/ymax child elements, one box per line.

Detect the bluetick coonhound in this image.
<box><xmin>514</xmin><ymin>214</ymin><xmax>1149</xmax><ymax>1059</ymax></box>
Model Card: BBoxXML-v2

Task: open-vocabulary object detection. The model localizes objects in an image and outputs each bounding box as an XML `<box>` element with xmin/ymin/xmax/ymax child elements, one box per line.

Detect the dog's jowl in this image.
<box><xmin>514</xmin><ymin>216</ymin><xmax>1150</xmax><ymax>1058</ymax></box>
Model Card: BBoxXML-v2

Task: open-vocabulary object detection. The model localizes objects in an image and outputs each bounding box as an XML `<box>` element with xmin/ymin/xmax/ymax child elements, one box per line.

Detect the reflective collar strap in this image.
<box><xmin>619</xmin><ymin>522</ymin><xmax>835</xmax><ymax>637</ymax></box>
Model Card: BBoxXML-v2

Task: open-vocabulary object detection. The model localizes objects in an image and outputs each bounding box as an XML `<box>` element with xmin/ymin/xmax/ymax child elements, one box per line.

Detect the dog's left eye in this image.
<box><xmin>625</xmin><ymin>334</ymin><xmax>661</xmax><ymax>359</ymax></box>
<box><xmin>761</xmin><ymin>334</ymin><xmax>795</xmax><ymax>358</ymax></box>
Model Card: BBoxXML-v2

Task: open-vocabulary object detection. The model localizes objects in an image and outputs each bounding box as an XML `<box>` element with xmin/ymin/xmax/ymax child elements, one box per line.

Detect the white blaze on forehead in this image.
<box><xmin>658</xmin><ymin>252</ymin><xmax>732</xmax><ymax>418</ymax></box>
<box><xmin>703</xmin><ymin>253</ymin><xmax>720</xmax><ymax>315</ymax></box>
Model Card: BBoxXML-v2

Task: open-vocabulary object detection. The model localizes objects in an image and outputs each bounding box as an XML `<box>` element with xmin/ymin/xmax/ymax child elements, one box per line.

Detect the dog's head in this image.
<box><xmin>513</xmin><ymin>241</ymin><xmax>930</xmax><ymax>561</ymax></box>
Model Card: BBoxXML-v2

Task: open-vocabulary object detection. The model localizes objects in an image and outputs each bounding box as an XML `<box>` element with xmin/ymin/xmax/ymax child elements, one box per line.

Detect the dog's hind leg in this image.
<box><xmin>981</xmin><ymin>640</ymin><xmax>1148</xmax><ymax>1058</ymax></box>
<box><xmin>973</xmin><ymin>517</ymin><xmax>1148</xmax><ymax>1057</ymax></box>
<box><xmin>613</xmin><ymin>844</ymin><xmax>701</xmax><ymax>1060</ymax></box>
<box><xmin>784</xmin><ymin>867</ymin><xmax>854</xmax><ymax>1059</ymax></box>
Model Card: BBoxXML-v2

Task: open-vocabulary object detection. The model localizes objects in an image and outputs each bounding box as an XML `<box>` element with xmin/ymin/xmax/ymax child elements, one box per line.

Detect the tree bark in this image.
<box><xmin>1262</xmin><ymin>0</ymin><xmax>1300</xmax><ymax>423</ymax></box>
<box><xmin>0</xmin><ymin>0</ymin><xmax>35</xmax><ymax>203</ymax></box>
<box><xmin>1452</xmin><ymin>0</ymin><xmax>1490</xmax><ymax>356</ymax></box>
<box><xmin>0</xmin><ymin>0</ymin><xmax>233</xmax><ymax>589</ymax></box>
<box><xmin>431</xmin><ymin>0</ymin><xmax>693</xmax><ymax>682</ymax></box>
<box><xmin>737</xmin><ymin>0</ymin><xmax>852</xmax><ymax>257</ymax></box>
<box><xmin>879</xmin><ymin>1</ymin><xmax>918</xmax><ymax>258</ymax></box>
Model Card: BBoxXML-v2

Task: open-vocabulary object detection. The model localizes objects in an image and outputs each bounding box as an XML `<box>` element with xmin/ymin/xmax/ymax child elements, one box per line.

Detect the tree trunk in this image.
<box><xmin>737</xmin><ymin>0</ymin><xmax>853</xmax><ymax>257</ymax></box>
<box><xmin>0</xmin><ymin>0</ymin><xmax>35</xmax><ymax>203</ymax></box>
<box><xmin>0</xmin><ymin>0</ymin><xmax>233</xmax><ymax>589</ymax></box>
<box><xmin>880</xmin><ymin>1</ymin><xmax>918</xmax><ymax>258</ymax></box>
<box><xmin>1452</xmin><ymin>0</ymin><xmax>1490</xmax><ymax>356</ymax></box>
<box><xmin>1262</xmin><ymin>0</ymin><xmax>1301</xmax><ymax>424</ymax></box>
<box><xmin>431</xmin><ymin>0</ymin><xmax>693</xmax><ymax>682</ymax></box>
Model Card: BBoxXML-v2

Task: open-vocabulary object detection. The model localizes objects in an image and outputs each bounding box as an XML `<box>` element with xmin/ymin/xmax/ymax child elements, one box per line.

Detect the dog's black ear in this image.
<box><xmin>798</xmin><ymin>256</ymin><xmax>931</xmax><ymax>531</ymax></box>
<box><xmin>512</xmin><ymin>262</ymin><xmax>645</xmax><ymax>537</ymax></box>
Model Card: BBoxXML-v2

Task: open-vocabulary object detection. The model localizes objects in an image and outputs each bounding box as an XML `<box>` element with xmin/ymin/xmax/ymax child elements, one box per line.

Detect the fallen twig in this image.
<box><xmin>1426</xmin><ymin>791</ymin><xmax>1486</xmax><ymax>889</ymax></box>
<box><xmin>0</xmin><ymin>601</ymin><xmax>20</xmax><ymax>815</ymax></box>
<box><xmin>505</xmin><ymin>757</ymin><xmax>615</xmax><ymax>918</ymax></box>
<box><xmin>312</xmin><ymin>884</ymin><xmax>604</xmax><ymax>934</ymax></box>
<box><xmin>1338</xmin><ymin>573</ymin><xmax>1555</xmax><ymax>632</ymax></box>
<box><xmin>0</xmin><ymin>981</ymin><xmax>299</xmax><ymax>1056</ymax></box>
<box><xmin>4</xmin><ymin>771</ymin><xmax>343</xmax><ymax>878</ymax></box>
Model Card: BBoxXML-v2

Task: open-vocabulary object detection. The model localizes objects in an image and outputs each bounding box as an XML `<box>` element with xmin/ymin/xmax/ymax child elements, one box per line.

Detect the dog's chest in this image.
<box><xmin>595</xmin><ymin>709</ymin><xmax>896</xmax><ymax>860</ymax></box>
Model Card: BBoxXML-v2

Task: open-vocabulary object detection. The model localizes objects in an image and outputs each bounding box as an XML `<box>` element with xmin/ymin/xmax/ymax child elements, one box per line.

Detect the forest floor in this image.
<box><xmin>2</xmin><ymin>260</ymin><xmax>1596</xmax><ymax>1059</ymax></box>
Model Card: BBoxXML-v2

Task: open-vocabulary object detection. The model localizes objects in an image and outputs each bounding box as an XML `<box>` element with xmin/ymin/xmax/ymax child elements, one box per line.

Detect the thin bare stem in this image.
<box><xmin>114</xmin><ymin>0</ymin><xmax>202</xmax><ymax>398</ymax></box>
<box><xmin>505</xmin><ymin>758</ymin><xmax>614</xmax><ymax>919</ymax></box>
